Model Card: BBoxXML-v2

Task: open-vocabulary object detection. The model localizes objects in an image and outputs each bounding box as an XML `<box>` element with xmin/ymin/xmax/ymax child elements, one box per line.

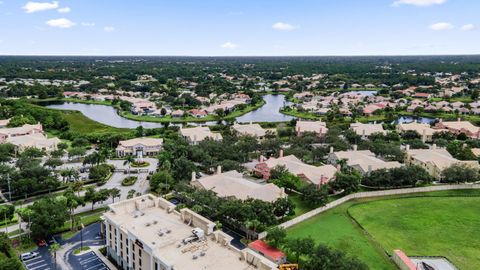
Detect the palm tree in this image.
<box><xmin>49</xmin><ymin>243</ymin><xmax>61</xmax><ymax>269</ymax></box>
<box><xmin>123</xmin><ymin>155</ymin><xmax>135</xmax><ymax>176</ymax></box>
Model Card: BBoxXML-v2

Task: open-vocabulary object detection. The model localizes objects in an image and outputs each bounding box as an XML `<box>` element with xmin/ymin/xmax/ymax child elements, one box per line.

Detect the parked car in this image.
<box><xmin>37</xmin><ymin>239</ymin><xmax>47</xmax><ymax>247</ymax></box>
<box><xmin>20</xmin><ymin>252</ymin><xmax>39</xmax><ymax>261</ymax></box>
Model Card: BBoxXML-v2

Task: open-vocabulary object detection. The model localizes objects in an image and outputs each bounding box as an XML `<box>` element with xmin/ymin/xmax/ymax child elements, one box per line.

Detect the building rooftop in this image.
<box><xmin>295</xmin><ymin>121</ymin><xmax>328</xmax><ymax>135</ymax></box>
<box><xmin>397</xmin><ymin>122</ymin><xmax>436</xmax><ymax>136</ymax></box>
<box><xmin>406</xmin><ymin>147</ymin><xmax>479</xmax><ymax>170</ymax></box>
<box><xmin>103</xmin><ymin>195</ymin><xmax>277</xmax><ymax>270</ymax></box>
<box><xmin>350</xmin><ymin>122</ymin><xmax>386</xmax><ymax>136</ymax></box>
<box><xmin>232</xmin><ymin>123</ymin><xmax>267</xmax><ymax>137</ymax></box>
<box><xmin>180</xmin><ymin>126</ymin><xmax>223</xmax><ymax>143</ymax></box>
<box><xmin>6</xmin><ymin>133</ymin><xmax>60</xmax><ymax>149</ymax></box>
<box><xmin>330</xmin><ymin>149</ymin><xmax>402</xmax><ymax>173</ymax></box>
<box><xmin>194</xmin><ymin>170</ymin><xmax>286</xmax><ymax>202</ymax></box>
<box><xmin>117</xmin><ymin>137</ymin><xmax>164</xmax><ymax>147</ymax></box>
<box><xmin>264</xmin><ymin>155</ymin><xmax>337</xmax><ymax>185</ymax></box>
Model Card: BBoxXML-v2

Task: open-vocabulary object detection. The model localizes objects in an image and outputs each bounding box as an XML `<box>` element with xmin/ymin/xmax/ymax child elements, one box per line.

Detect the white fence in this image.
<box><xmin>258</xmin><ymin>184</ymin><xmax>480</xmax><ymax>239</ymax></box>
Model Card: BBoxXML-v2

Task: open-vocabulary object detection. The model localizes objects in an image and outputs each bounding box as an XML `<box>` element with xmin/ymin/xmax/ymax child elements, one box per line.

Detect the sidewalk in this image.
<box><xmin>91</xmin><ymin>246</ymin><xmax>117</xmax><ymax>270</ymax></box>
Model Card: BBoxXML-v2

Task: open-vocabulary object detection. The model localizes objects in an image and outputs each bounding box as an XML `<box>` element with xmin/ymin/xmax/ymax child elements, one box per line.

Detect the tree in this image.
<box><xmin>303</xmin><ymin>244</ymin><xmax>368</xmax><ymax>270</ymax></box>
<box><xmin>150</xmin><ymin>170</ymin><xmax>175</xmax><ymax>194</ymax></box>
<box><xmin>286</xmin><ymin>237</ymin><xmax>315</xmax><ymax>263</ymax></box>
<box><xmin>49</xmin><ymin>243</ymin><xmax>61</xmax><ymax>270</ymax></box>
<box><xmin>266</xmin><ymin>227</ymin><xmax>286</xmax><ymax>248</ymax></box>
<box><xmin>442</xmin><ymin>163</ymin><xmax>480</xmax><ymax>183</ymax></box>
<box><xmin>109</xmin><ymin>188</ymin><xmax>121</xmax><ymax>203</ymax></box>
<box><xmin>29</xmin><ymin>197</ymin><xmax>69</xmax><ymax>238</ymax></box>
<box><xmin>0</xmin><ymin>205</ymin><xmax>15</xmax><ymax>222</ymax></box>
<box><xmin>0</xmin><ymin>143</ymin><xmax>15</xmax><ymax>163</ymax></box>
<box><xmin>331</xmin><ymin>172</ymin><xmax>361</xmax><ymax>194</ymax></box>
<box><xmin>84</xmin><ymin>186</ymin><xmax>97</xmax><ymax>211</ymax></box>
<box><xmin>68</xmin><ymin>147</ymin><xmax>87</xmax><ymax>159</ymax></box>
<box><xmin>272</xmin><ymin>198</ymin><xmax>295</xmax><ymax>217</ymax></box>
<box><xmin>269</xmin><ymin>165</ymin><xmax>289</xmax><ymax>180</ymax></box>
<box><xmin>300</xmin><ymin>184</ymin><xmax>328</xmax><ymax>208</ymax></box>
<box><xmin>44</xmin><ymin>158</ymin><xmax>63</xmax><ymax>170</ymax></box>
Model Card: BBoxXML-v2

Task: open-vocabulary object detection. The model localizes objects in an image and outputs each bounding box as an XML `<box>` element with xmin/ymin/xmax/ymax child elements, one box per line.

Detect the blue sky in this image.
<box><xmin>0</xmin><ymin>0</ymin><xmax>478</xmax><ymax>56</ymax></box>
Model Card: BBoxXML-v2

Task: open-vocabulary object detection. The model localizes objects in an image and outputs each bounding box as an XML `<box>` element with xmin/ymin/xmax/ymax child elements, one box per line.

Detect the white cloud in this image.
<box><xmin>221</xmin><ymin>42</ymin><xmax>239</xmax><ymax>49</ymax></box>
<box><xmin>104</xmin><ymin>26</ymin><xmax>115</xmax><ymax>32</ymax></box>
<box><xmin>393</xmin><ymin>0</ymin><xmax>447</xmax><ymax>6</ymax></box>
<box><xmin>272</xmin><ymin>22</ymin><xmax>297</xmax><ymax>31</ymax></box>
<box><xmin>46</xmin><ymin>18</ymin><xmax>76</xmax><ymax>28</ymax></box>
<box><xmin>57</xmin><ymin>7</ymin><xmax>70</xmax><ymax>13</ymax></box>
<box><xmin>23</xmin><ymin>1</ymin><xmax>59</xmax><ymax>13</ymax></box>
<box><xmin>81</xmin><ymin>22</ymin><xmax>95</xmax><ymax>27</ymax></box>
<box><xmin>429</xmin><ymin>22</ymin><xmax>453</xmax><ymax>31</ymax></box>
<box><xmin>460</xmin><ymin>24</ymin><xmax>475</xmax><ymax>31</ymax></box>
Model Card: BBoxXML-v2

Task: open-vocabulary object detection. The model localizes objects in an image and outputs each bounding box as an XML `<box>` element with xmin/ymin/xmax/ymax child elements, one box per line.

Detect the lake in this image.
<box><xmin>46</xmin><ymin>94</ymin><xmax>294</xmax><ymax>128</ymax></box>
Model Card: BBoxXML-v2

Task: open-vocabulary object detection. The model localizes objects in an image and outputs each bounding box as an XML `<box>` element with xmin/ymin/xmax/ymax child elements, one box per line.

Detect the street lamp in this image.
<box><xmin>80</xmin><ymin>223</ymin><xmax>85</xmax><ymax>250</ymax></box>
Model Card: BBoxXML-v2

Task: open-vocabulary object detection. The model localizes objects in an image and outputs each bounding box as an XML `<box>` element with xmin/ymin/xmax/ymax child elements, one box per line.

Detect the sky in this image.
<box><xmin>0</xmin><ymin>0</ymin><xmax>478</xmax><ymax>56</ymax></box>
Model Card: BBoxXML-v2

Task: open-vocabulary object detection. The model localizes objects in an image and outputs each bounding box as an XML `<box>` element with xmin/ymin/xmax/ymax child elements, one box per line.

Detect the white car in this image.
<box><xmin>20</xmin><ymin>251</ymin><xmax>39</xmax><ymax>261</ymax></box>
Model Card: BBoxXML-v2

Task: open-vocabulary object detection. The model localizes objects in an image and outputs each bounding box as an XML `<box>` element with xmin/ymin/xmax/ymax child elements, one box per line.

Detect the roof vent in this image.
<box><xmin>145</xmin><ymin>223</ymin><xmax>151</xmax><ymax>227</ymax></box>
<box><xmin>200</xmin><ymin>252</ymin><xmax>206</xmax><ymax>257</ymax></box>
<box><xmin>166</xmin><ymin>229</ymin><xmax>171</xmax><ymax>234</ymax></box>
<box><xmin>153</xmin><ymin>220</ymin><xmax>158</xmax><ymax>225</ymax></box>
<box><xmin>158</xmin><ymin>232</ymin><xmax>164</xmax><ymax>236</ymax></box>
<box><xmin>133</xmin><ymin>215</ymin><xmax>138</xmax><ymax>218</ymax></box>
<box><xmin>192</xmin><ymin>255</ymin><xmax>198</xmax><ymax>260</ymax></box>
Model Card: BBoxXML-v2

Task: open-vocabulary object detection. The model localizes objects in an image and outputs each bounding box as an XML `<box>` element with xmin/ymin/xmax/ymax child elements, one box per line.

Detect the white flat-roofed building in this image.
<box><xmin>350</xmin><ymin>122</ymin><xmax>386</xmax><ymax>138</ymax></box>
<box><xmin>103</xmin><ymin>194</ymin><xmax>278</xmax><ymax>270</ymax></box>
<box><xmin>405</xmin><ymin>145</ymin><xmax>480</xmax><ymax>179</ymax></box>
<box><xmin>192</xmin><ymin>169</ymin><xmax>286</xmax><ymax>202</ymax></box>
<box><xmin>116</xmin><ymin>137</ymin><xmax>163</xmax><ymax>157</ymax></box>
<box><xmin>327</xmin><ymin>146</ymin><xmax>403</xmax><ymax>175</ymax></box>
<box><xmin>180</xmin><ymin>127</ymin><xmax>223</xmax><ymax>145</ymax></box>
<box><xmin>232</xmin><ymin>123</ymin><xmax>267</xmax><ymax>139</ymax></box>
<box><xmin>6</xmin><ymin>133</ymin><xmax>60</xmax><ymax>153</ymax></box>
<box><xmin>295</xmin><ymin>121</ymin><xmax>328</xmax><ymax>136</ymax></box>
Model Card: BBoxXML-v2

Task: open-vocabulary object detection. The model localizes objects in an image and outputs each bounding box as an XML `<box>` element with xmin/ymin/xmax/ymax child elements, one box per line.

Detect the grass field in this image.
<box><xmin>61</xmin><ymin>110</ymin><xmax>132</xmax><ymax>134</ymax></box>
<box><xmin>349</xmin><ymin>196</ymin><xmax>480</xmax><ymax>270</ymax></box>
<box><xmin>286</xmin><ymin>190</ymin><xmax>480</xmax><ymax>270</ymax></box>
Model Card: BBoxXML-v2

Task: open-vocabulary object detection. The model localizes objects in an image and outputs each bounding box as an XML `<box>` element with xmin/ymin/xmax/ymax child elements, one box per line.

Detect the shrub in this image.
<box><xmin>122</xmin><ymin>176</ymin><xmax>137</xmax><ymax>186</ymax></box>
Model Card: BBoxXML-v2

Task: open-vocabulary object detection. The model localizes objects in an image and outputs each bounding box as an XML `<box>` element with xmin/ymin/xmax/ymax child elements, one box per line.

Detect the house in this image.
<box><xmin>232</xmin><ymin>123</ymin><xmax>267</xmax><ymax>139</ymax></box>
<box><xmin>191</xmin><ymin>169</ymin><xmax>286</xmax><ymax>203</ymax></box>
<box><xmin>188</xmin><ymin>109</ymin><xmax>208</xmax><ymax>118</ymax></box>
<box><xmin>295</xmin><ymin>121</ymin><xmax>328</xmax><ymax>136</ymax></box>
<box><xmin>6</xmin><ymin>133</ymin><xmax>60</xmax><ymax>153</ymax></box>
<box><xmin>103</xmin><ymin>195</ymin><xmax>278</xmax><ymax>270</ymax></box>
<box><xmin>327</xmin><ymin>145</ymin><xmax>402</xmax><ymax>175</ymax></box>
<box><xmin>0</xmin><ymin>123</ymin><xmax>44</xmax><ymax>143</ymax></box>
<box><xmin>350</xmin><ymin>122</ymin><xmax>386</xmax><ymax>138</ymax></box>
<box><xmin>254</xmin><ymin>151</ymin><xmax>338</xmax><ymax>186</ymax></box>
<box><xmin>434</xmin><ymin>119</ymin><xmax>480</xmax><ymax>138</ymax></box>
<box><xmin>116</xmin><ymin>137</ymin><xmax>163</xmax><ymax>157</ymax></box>
<box><xmin>413</xmin><ymin>93</ymin><xmax>432</xmax><ymax>99</ymax></box>
<box><xmin>248</xmin><ymin>240</ymin><xmax>287</xmax><ymax>265</ymax></box>
<box><xmin>180</xmin><ymin>127</ymin><xmax>223</xmax><ymax>145</ymax></box>
<box><xmin>405</xmin><ymin>145</ymin><xmax>479</xmax><ymax>179</ymax></box>
<box><xmin>396</xmin><ymin>122</ymin><xmax>436</xmax><ymax>142</ymax></box>
<box><xmin>171</xmin><ymin>109</ymin><xmax>185</xmax><ymax>118</ymax></box>
<box><xmin>362</xmin><ymin>104</ymin><xmax>383</xmax><ymax>116</ymax></box>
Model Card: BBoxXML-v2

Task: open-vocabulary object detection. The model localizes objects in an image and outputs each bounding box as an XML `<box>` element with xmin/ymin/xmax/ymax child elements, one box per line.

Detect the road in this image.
<box><xmin>0</xmin><ymin>158</ymin><xmax>158</xmax><ymax>235</ymax></box>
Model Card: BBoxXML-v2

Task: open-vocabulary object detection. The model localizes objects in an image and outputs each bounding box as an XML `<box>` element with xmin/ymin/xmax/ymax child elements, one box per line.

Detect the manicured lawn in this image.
<box><xmin>288</xmin><ymin>193</ymin><xmax>313</xmax><ymax>217</ymax></box>
<box><xmin>61</xmin><ymin>110</ymin><xmax>131</xmax><ymax>134</ymax></box>
<box><xmin>349</xmin><ymin>196</ymin><xmax>480</xmax><ymax>270</ymax></box>
<box><xmin>287</xmin><ymin>202</ymin><xmax>396</xmax><ymax>270</ymax></box>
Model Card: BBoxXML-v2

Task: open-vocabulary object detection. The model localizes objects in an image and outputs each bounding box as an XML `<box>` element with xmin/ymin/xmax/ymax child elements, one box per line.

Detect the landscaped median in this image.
<box><xmin>121</xmin><ymin>176</ymin><xmax>137</xmax><ymax>186</ymax></box>
<box><xmin>267</xmin><ymin>185</ymin><xmax>480</xmax><ymax>270</ymax></box>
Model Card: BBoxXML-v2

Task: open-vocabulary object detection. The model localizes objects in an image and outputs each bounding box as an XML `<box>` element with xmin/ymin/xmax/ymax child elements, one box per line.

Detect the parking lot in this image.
<box><xmin>70</xmin><ymin>250</ymin><xmax>110</xmax><ymax>270</ymax></box>
<box><xmin>22</xmin><ymin>248</ymin><xmax>55</xmax><ymax>270</ymax></box>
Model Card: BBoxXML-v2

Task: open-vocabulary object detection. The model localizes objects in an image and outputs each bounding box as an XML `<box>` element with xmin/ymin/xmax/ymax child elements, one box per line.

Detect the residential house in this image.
<box><xmin>434</xmin><ymin>119</ymin><xmax>480</xmax><ymax>139</ymax></box>
<box><xmin>327</xmin><ymin>145</ymin><xmax>402</xmax><ymax>175</ymax></box>
<box><xmin>191</xmin><ymin>169</ymin><xmax>286</xmax><ymax>203</ymax></box>
<box><xmin>405</xmin><ymin>145</ymin><xmax>480</xmax><ymax>179</ymax></box>
<box><xmin>0</xmin><ymin>123</ymin><xmax>44</xmax><ymax>143</ymax></box>
<box><xmin>180</xmin><ymin>127</ymin><xmax>223</xmax><ymax>145</ymax></box>
<box><xmin>396</xmin><ymin>122</ymin><xmax>436</xmax><ymax>142</ymax></box>
<box><xmin>350</xmin><ymin>122</ymin><xmax>386</xmax><ymax>138</ymax></box>
<box><xmin>232</xmin><ymin>123</ymin><xmax>267</xmax><ymax>139</ymax></box>
<box><xmin>254</xmin><ymin>152</ymin><xmax>338</xmax><ymax>186</ymax></box>
<box><xmin>295</xmin><ymin>121</ymin><xmax>328</xmax><ymax>136</ymax></box>
<box><xmin>6</xmin><ymin>133</ymin><xmax>60</xmax><ymax>153</ymax></box>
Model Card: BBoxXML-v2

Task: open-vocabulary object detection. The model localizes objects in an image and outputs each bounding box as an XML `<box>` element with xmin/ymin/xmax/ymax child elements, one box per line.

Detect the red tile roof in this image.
<box><xmin>248</xmin><ymin>240</ymin><xmax>285</xmax><ymax>261</ymax></box>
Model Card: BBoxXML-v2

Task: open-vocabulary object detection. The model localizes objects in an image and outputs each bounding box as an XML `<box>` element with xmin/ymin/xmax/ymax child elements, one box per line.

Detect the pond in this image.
<box><xmin>46</xmin><ymin>94</ymin><xmax>294</xmax><ymax>129</ymax></box>
<box><xmin>236</xmin><ymin>94</ymin><xmax>294</xmax><ymax>123</ymax></box>
<box><xmin>393</xmin><ymin>116</ymin><xmax>436</xmax><ymax>125</ymax></box>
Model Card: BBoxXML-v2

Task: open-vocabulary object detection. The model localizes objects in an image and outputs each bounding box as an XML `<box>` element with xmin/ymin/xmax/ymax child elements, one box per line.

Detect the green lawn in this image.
<box><xmin>287</xmin><ymin>202</ymin><xmax>395</xmax><ymax>270</ymax></box>
<box><xmin>349</xmin><ymin>196</ymin><xmax>480</xmax><ymax>270</ymax></box>
<box><xmin>286</xmin><ymin>190</ymin><xmax>480</xmax><ymax>270</ymax></box>
<box><xmin>60</xmin><ymin>110</ymin><xmax>131</xmax><ymax>134</ymax></box>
